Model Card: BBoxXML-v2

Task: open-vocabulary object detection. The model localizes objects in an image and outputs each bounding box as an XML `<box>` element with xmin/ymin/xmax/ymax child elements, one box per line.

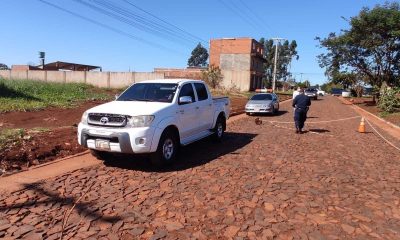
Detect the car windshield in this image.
<box><xmin>251</xmin><ymin>94</ymin><xmax>272</xmax><ymax>101</ymax></box>
<box><xmin>306</xmin><ymin>88</ymin><xmax>317</xmax><ymax>92</ymax></box>
<box><xmin>117</xmin><ymin>83</ymin><xmax>178</xmax><ymax>103</ymax></box>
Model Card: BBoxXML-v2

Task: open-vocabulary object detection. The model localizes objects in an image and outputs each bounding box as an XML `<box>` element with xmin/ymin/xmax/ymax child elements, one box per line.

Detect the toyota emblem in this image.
<box><xmin>100</xmin><ymin>117</ymin><xmax>109</xmax><ymax>124</ymax></box>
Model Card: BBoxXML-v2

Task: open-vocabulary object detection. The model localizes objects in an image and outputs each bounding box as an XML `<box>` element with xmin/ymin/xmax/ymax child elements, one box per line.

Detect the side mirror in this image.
<box><xmin>179</xmin><ymin>96</ymin><xmax>192</xmax><ymax>105</ymax></box>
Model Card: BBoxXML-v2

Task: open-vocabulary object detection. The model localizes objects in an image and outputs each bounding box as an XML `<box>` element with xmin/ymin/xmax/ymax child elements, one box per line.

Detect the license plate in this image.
<box><xmin>254</xmin><ymin>108</ymin><xmax>260</xmax><ymax>112</ymax></box>
<box><xmin>95</xmin><ymin>139</ymin><xmax>110</xmax><ymax>150</ymax></box>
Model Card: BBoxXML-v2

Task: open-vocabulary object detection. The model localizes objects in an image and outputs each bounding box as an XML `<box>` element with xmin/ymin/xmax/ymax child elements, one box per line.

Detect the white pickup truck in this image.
<box><xmin>78</xmin><ymin>79</ymin><xmax>230</xmax><ymax>167</ymax></box>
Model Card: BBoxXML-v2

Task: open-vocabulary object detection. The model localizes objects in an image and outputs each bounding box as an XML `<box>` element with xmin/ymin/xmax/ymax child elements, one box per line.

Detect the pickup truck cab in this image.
<box><xmin>78</xmin><ymin>79</ymin><xmax>230</xmax><ymax>167</ymax></box>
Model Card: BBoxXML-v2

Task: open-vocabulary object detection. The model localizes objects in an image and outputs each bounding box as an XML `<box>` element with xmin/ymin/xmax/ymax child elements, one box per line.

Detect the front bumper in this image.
<box><xmin>245</xmin><ymin>107</ymin><xmax>273</xmax><ymax>113</ymax></box>
<box><xmin>78</xmin><ymin>123</ymin><xmax>156</xmax><ymax>154</ymax></box>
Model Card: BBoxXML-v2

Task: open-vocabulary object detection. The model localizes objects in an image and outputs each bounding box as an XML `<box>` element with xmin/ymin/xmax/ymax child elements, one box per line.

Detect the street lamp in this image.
<box><xmin>271</xmin><ymin>38</ymin><xmax>285</xmax><ymax>92</ymax></box>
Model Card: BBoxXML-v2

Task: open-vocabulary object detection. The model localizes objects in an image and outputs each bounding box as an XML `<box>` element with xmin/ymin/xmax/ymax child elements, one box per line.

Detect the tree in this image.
<box><xmin>188</xmin><ymin>43</ymin><xmax>208</xmax><ymax>67</ymax></box>
<box><xmin>259</xmin><ymin>38</ymin><xmax>299</xmax><ymax>86</ymax></box>
<box><xmin>317</xmin><ymin>2</ymin><xmax>400</xmax><ymax>88</ymax></box>
<box><xmin>201</xmin><ymin>65</ymin><xmax>223</xmax><ymax>89</ymax></box>
<box><xmin>0</xmin><ymin>63</ymin><xmax>9</xmax><ymax>70</ymax></box>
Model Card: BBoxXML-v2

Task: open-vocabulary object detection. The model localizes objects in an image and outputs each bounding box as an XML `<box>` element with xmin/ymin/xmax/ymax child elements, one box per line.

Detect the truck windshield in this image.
<box><xmin>117</xmin><ymin>83</ymin><xmax>178</xmax><ymax>103</ymax></box>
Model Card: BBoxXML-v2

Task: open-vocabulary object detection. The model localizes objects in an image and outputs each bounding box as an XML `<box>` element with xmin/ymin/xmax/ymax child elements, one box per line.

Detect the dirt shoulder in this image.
<box><xmin>347</xmin><ymin>97</ymin><xmax>400</xmax><ymax>127</ymax></box>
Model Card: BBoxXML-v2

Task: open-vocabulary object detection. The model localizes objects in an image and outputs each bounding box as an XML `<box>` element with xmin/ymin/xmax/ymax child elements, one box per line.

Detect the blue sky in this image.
<box><xmin>0</xmin><ymin>0</ymin><xmax>389</xmax><ymax>85</ymax></box>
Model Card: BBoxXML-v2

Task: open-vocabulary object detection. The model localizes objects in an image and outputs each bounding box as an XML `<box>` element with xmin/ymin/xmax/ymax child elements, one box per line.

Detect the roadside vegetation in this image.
<box><xmin>0</xmin><ymin>78</ymin><xmax>112</xmax><ymax>112</ymax></box>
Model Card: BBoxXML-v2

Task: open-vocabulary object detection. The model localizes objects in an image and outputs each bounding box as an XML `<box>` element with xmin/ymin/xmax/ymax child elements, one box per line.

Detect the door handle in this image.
<box><xmin>179</xmin><ymin>110</ymin><xmax>184</xmax><ymax>113</ymax></box>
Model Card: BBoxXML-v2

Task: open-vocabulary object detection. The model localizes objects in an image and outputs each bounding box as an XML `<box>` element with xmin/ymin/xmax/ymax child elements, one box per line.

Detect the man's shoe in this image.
<box><xmin>295</xmin><ymin>129</ymin><xmax>300</xmax><ymax>134</ymax></box>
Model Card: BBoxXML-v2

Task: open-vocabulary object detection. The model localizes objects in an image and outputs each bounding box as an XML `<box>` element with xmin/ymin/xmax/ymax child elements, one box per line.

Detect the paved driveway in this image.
<box><xmin>1</xmin><ymin>96</ymin><xmax>399</xmax><ymax>239</ymax></box>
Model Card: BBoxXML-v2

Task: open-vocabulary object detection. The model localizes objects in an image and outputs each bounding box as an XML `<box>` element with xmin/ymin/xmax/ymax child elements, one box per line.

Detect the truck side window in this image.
<box><xmin>178</xmin><ymin>83</ymin><xmax>196</xmax><ymax>103</ymax></box>
<box><xmin>194</xmin><ymin>83</ymin><xmax>208</xmax><ymax>101</ymax></box>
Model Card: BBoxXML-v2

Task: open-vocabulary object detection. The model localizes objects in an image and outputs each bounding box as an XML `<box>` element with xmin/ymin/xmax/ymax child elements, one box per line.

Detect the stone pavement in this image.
<box><xmin>0</xmin><ymin>96</ymin><xmax>399</xmax><ymax>239</ymax></box>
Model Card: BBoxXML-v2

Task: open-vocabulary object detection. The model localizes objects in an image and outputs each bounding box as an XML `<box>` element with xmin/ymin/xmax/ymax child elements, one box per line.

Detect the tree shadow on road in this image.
<box><xmin>103</xmin><ymin>132</ymin><xmax>257</xmax><ymax>172</ymax></box>
<box><xmin>0</xmin><ymin>182</ymin><xmax>122</xmax><ymax>224</ymax></box>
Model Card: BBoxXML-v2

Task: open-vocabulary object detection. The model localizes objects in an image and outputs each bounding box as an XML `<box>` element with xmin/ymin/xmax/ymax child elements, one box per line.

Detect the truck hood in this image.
<box><xmin>86</xmin><ymin>101</ymin><xmax>170</xmax><ymax>116</ymax></box>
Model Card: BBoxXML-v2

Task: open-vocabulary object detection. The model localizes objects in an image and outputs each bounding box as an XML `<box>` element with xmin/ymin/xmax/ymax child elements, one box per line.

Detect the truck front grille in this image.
<box><xmin>88</xmin><ymin>113</ymin><xmax>127</xmax><ymax>127</ymax></box>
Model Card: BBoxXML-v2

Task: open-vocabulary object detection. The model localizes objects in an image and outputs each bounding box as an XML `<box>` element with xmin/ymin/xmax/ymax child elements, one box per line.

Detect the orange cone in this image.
<box><xmin>358</xmin><ymin>117</ymin><xmax>365</xmax><ymax>133</ymax></box>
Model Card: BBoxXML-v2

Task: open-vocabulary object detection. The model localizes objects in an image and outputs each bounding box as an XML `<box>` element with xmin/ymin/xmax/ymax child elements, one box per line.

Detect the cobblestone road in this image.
<box><xmin>1</xmin><ymin>96</ymin><xmax>399</xmax><ymax>239</ymax></box>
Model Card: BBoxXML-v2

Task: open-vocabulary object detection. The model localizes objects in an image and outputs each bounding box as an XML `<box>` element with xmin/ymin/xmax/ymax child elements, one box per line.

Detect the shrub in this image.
<box><xmin>201</xmin><ymin>65</ymin><xmax>223</xmax><ymax>89</ymax></box>
<box><xmin>378</xmin><ymin>87</ymin><xmax>400</xmax><ymax>113</ymax></box>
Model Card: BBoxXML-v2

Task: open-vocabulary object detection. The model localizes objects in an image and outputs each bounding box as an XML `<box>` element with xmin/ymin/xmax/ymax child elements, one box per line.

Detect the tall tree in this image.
<box><xmin>0</xmin><ymin>63</ymin><xmax>9</xmax><ymax>70</ymax></box>
<box><xmin>188</xmin><ymin>43</ymin><xmax>208</xmax><ymax>67</ymax></box>
<box><xmin>317</xmin><ymin>2</ymin><xmax>400</xmax><ymax>88</ymax></box>
<box><xmin>259</xmin><ymin>38</ymin><xmax>299</xmax><ymax>87</ymax></box>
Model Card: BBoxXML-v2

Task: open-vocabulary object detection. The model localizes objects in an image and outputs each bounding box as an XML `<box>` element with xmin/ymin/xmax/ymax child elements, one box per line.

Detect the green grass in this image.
<box><xmin>0</xmin><ymin>78</ymin><xmax>112</xmax><ymax>112</ymax></box>
<box><xmin>0</xmin><ymin>128</ymin><xmax>24</xmax><ymax>149</ymax></box>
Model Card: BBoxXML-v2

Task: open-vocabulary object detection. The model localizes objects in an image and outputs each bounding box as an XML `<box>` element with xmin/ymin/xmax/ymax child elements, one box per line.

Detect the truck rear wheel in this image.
<box><xmin>213</xmin><ymin>116</ymin><xmax>225</xmax><ymax>142</ymax></box>
<box><xmin>151</xmin><ymin>129</ymin><xmax>179</xmax><ymax>168</ymax></box>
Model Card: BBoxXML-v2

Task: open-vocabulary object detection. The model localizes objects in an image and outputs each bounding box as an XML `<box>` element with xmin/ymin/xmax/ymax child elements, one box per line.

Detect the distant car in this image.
<box><xmin>317</xmin><ymin>89</ymin><xmax>325</xmax><ymax>96</ymax></box>
<box><xmin>331</xmin><ymin>88</ymin><xmax>343</xmax><ymax>96</ymax></box>
<box><xmin>245</xmin><ymin>93</ymin><xmax>279</xmax><ymax>115</ymax></box>
<box><xmin>305</xmin><ymin>88</ymin><xmax>318</xmax><ymax>100</ymax></box>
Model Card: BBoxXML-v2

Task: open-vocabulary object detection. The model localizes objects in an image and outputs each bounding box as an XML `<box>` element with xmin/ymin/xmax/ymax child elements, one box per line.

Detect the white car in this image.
<box><xmin>317</xmin><ymin>89</ymin><xmax>325</xmax><ymax>96</ymax></box>
<box><xmin>78</xmin><ymin>79</ymin><xmax>230</xmax><ymax>167</ymax></box>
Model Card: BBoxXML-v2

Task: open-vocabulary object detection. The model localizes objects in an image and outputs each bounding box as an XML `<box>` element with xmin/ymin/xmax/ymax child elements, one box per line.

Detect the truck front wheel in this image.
<box><xmin>151</xmin><ymin>129</ymin><xmax>178</xmax><ymax>168</ymax></box>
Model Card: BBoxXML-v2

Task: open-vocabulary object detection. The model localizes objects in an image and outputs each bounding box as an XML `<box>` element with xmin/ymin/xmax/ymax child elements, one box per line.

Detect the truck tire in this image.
<box><xmin>213</xmin><ymin>116</ymin><xmax>225</xmax><ymax>142</ymax></box>
<box><xmin>151</xmin><ymin>129</ymin><xmax>178</xmax><ymax>168</ymax></box>
<box><xmin>90</xmin><ymin>149</ymin><xmax>112</xmax><ymax>161</ymax></box>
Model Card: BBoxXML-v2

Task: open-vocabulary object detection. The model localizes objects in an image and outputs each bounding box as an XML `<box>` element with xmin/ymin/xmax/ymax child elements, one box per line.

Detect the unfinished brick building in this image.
<box><xmin>210</xmin><ymin>38</ymin><xmax>266</xmax><ymax>91</ymax></box>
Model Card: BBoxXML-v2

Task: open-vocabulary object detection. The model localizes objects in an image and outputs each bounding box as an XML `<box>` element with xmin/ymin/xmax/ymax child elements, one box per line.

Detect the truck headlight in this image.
<box><xmin>81</xmin><ymin>111</ymin><xmax>88</xmax><ymax>124</ymax></box>
<box><xmin>127</xmin><ymin>115</ymin><xmax>155</xmax><ymax>128</ymax></box>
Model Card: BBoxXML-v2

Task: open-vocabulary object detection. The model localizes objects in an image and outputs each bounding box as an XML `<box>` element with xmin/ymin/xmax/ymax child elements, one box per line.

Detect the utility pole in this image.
<box><xmin>271</xmin><ymin>38</ymin><xmax>285</xmax><ymax>92</ymax></box>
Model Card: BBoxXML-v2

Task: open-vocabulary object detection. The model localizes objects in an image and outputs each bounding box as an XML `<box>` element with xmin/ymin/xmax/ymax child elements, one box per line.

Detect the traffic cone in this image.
<box><xmin>358</xmin><ymin>117</ymin><xmax>366</xmax><ymax>133</ymax></box>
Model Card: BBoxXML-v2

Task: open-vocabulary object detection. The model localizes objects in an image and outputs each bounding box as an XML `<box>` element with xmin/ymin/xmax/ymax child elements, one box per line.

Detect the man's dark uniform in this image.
<box><xmin>292</xmin><ymin>93</ymin><xmax>311</xmax><ymax>133</ymax></box>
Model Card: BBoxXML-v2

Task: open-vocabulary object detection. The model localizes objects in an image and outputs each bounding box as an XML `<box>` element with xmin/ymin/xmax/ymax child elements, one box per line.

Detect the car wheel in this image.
<box><xmin>90</xmin><ymin>149</ymin><xmax>112</xmax><ymax>161</ymax></box>
<box><xmin>271</xmin><ymin>106</ymin><xmax>276</xmax><ymax>115</ymax></box>
<box><xmin>151</xmin><ymin>129</ymin><xmax>178</xmax><ymax>168</ymax></box>
<box><xmin>213</xmin><ymin>116</ymin><xmax>225</xmax><ymax>142</ymax></box>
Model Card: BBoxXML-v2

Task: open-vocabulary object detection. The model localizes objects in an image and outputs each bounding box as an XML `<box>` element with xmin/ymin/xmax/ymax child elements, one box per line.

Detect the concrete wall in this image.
<box><xmin>0</xmin><ymin>70</ymin><xmax>165</xmax><ymax>89</ymax></box>
<box><xmin>27</xmin><ymin>71</ymin><xmax>46</xmax><ymax>81</ymax></box>
<box><xmin>221</xmin><ymin>70</ymin><xmax>251</xmax><ymax>92</ymax></box>
<box><xmin>154</xmin><ymin>68</ymin><xmax>204</xmax><ymax>80</ymax></box>
<box><xmin>0</xmin><ymin>70</ymin><xmax>10</xmax><ymax>79</ymax></box>
<box><xmin>46</xmin><ymin>71</ymin><xmax>65</xmax><ymax>83</ymax></box>
<box><xmin>86</xmin><ymin>72</ymin><xmax>109</xmax><ymax>88</ymax></box>
<box><xmin>134</xmin><ymin>72</ymin><xmax>164</xmax><ymax>83</ymax></box>
<box><xmin>220</xmin><ymin>54</ymin><xmax>250</xmax><ymax>71</ymax></box>
<box><xmin>66</xmin><ymin>71</ymin><xmax>86</xmax><ymax>84</ymax></box>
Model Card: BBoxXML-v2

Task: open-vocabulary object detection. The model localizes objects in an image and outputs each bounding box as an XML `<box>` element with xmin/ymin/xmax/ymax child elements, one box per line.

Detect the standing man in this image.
<box><xmin>292</xmin><ymin>88</ymin><xmax>311</xmax><ymax>134</ymax></box>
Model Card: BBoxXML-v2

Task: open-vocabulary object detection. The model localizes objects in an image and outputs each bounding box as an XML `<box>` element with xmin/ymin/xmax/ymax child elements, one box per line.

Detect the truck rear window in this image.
<box><xmin>194</xmin><ymin>83</ymin><xmax>208</xmax><ymax>101</ymax></box>
<box><xmin>117</xmin><ymin>83</ymin><xmax>178</xmax><ymax>103</ymax></box>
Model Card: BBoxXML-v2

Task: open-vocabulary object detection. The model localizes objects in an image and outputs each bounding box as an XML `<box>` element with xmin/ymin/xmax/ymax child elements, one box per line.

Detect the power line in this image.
<box><xmin>94</xmin><ymin>0</ymin><xmax>204</xmax><ymax>46</ymax></box>
<box><xmin>37</xmin><ymin>0</ymin><xmax>185</xmax><ymax>55</ymax></box>
<box><xmin>122</xmin><ymin>0</ymin><xmax>208</xmax><ymax>46</ymax></box>
<box><xmin>237</xmin><ymin>0</ymin><xmax>274</xmax><ymax>34</ymax></box>
<box><xmin>217</xmin><ymin>0</ymin><xmax>260</xmax><ymax>32</ymax></box>
<box><xmin>73</xmin><ymin>0</ymin><xmax>195</xmax><ymax>47</ymax></box>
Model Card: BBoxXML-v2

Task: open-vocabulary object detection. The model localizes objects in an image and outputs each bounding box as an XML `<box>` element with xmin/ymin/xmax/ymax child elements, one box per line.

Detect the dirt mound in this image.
<box><xmin>0</xmin><ymin>127</ymin><xmax>85</xmax><ymax>176</ymax></box>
